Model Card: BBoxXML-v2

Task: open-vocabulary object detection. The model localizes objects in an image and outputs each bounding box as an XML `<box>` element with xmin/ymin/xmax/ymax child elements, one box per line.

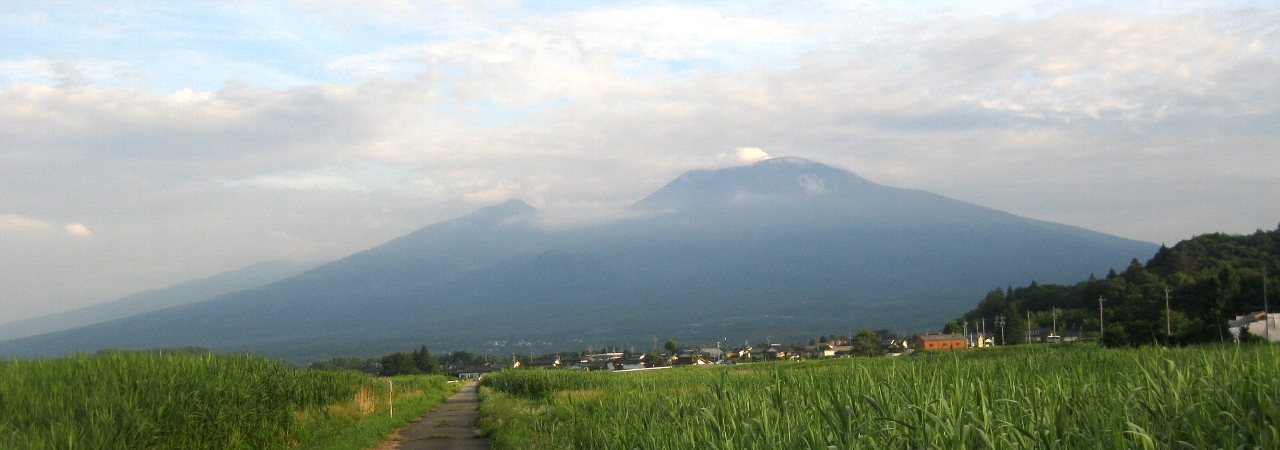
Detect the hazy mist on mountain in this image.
<box><xmin>0</xmin><ymin>260</ymin><xmax>323</xmax><ymax>341</ymax></box>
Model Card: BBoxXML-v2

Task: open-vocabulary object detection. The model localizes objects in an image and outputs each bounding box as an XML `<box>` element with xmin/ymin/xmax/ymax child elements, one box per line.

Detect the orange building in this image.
<box><xmin>914</xmin><ymin>333</ymin><xmax>967</xmax><ymax>351</ymax></box>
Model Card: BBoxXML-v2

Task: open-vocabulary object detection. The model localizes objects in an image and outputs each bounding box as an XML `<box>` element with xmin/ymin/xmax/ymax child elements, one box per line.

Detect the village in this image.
<box><xmin>445</xmin><ymin>326</ymin><xmax>1090</xmax><ymax>378</ymax></box>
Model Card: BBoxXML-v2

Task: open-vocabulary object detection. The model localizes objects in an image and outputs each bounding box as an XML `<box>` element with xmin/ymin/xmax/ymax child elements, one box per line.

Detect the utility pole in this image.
<box><xmin>1165</xmin><ymin>287</ymin><xmax>1172</xmax><ymax>337</ymax></box>
<box><xmin>1026</xmin><ymin>310</ymin><xmax>1032</xmax><ymax>344</ymax></box>
<box><xmin>1098</xmin><ymin>296</ymin><xmax>1106</xmax><ymax>345</ymax></box>
<box><xmin>1264</xmin><ymin>267</ymin><xmax>1271</xmax><ymax>342</ymax></box>
<box><xmin>1052</xmin><ymin>308</ymin><xmax>1058</xmax><ymax>337</ymax></box>
<box><xmin>996</xmin><ymin>315</ymin><xmax>1006</xmax><ymax>345</ymax></box>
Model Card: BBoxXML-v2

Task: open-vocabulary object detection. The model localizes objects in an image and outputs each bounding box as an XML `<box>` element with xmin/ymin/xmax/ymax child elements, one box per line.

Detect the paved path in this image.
<box><xmin>376</xmin><ymin>380</ymin><xmax>490</xmax><ymax>450</ymax></box>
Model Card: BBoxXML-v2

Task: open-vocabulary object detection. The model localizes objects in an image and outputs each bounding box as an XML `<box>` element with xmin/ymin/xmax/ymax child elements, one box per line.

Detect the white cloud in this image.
<box><xmin>735</xmin><ymin>147</ymin><xmax>770</xmax><ymax>163</ymax></box>
<box><xmin>0</xmin><ymin>214</ymin><xmax>54</xmax><ymax>233</ymax></box>
<box><xmin>64</xmin><ymin>223</ymin><xmax>91</xmax><ymax>237</ymax></box>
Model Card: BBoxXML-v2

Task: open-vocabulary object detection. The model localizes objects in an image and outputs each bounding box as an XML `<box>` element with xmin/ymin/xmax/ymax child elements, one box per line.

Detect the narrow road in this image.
<box><xmin>376</xmin><ymin>380</ymin><xmax>490</xmax><ymax>450</ymax></box>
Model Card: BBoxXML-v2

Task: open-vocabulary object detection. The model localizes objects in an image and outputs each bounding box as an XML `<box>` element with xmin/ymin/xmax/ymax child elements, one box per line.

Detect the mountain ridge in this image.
<box><xmin>0</xmin><ymin>260</ymin><xmax>323</xmax><ymax>341</ymax></box>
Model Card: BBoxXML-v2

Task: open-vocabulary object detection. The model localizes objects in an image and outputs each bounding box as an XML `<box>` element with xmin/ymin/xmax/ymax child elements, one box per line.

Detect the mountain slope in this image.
<box><xmin>0</xmin><ymin>260</ymin><xmax>322</xmax><ymax>341</ymax></box>
<box><xmin>0</xmin><ymin>158</ymin><xmax>1159</xmax><ymax>361</ymax></box>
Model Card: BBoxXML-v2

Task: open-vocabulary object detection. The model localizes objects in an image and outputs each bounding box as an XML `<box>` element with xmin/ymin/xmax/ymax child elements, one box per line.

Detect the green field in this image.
<box><xmin>479</xmin><ymin>344</ymin><xmax>1280</xmax><ymax>449</ymax></box>
<box><xmin>0</xmin><ymin>352</ymin><xmax>457</xmax><ymax>449</ymax></box>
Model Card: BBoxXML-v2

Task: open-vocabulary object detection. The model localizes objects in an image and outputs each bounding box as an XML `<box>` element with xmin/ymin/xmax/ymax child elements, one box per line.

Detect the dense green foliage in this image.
<box><xmin>308</xmin><ymin>355</ymin><xmax>377</xmax><ymax>372</ymax></box>
<box><xmin>849</xmin><ymin>329</ymin><xmax>881</xmax><ymax>357</ymax></box>
<box><xmin>479</xmin><ymin>344</ymin><xmax>1280</xmax><ymax>449</ymax></box>
<box><xmin>0</xmin><ymin>352</ymin><xmax>453</xmax><ymax>449</ymax></box>
<box><xmin>309</xmin><ymin>349</ymin><xmax>497</xmax><ymax>374</ymax></box>
<box><xmin>954</xmin><ymin>226</ymin><xmax>1280</xmax><ymax>346</ymax></box>
<box><xmin>378</xmin><ymin>345</ymin><xmax>442</xmax><ymax>376</ymax></box>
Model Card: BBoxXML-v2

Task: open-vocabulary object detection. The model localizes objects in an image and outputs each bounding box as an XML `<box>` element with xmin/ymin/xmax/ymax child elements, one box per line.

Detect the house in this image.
<box><xmin>560</xmin><ymin>354</ymin><xmax>587</xmax><ymax>366</ymax></box>
<box><xmin>913</xmin><ymin>333</ymin><xmax>967</xmax><ymax>351</ymax></box>
<box><xmin>1229</xmin><ymin>312</ymin><xmax>1280</xmax><ymax>342</ymax></box>
<box><xmin>583</xmin><ymin>352</ymin><xmax>624</xmax><ymax>362</ymax></box>
<box><xmin>613</xmin><ymin>358</ymin><xmax>646</xmax><ymax>370</ymax></box>
<box><xmin>725</xmin><ymin>347</ymin><xmax>751</xmax><ymax>359</ymax></box>
<box><xmin>701</xmin><ymin>347</ymin><xmax>724</xmax><ymax>361</ymax></box>
<box><xmin>762</xmin><ymin>344</ymin><xmax>788</xmax><ymax>360</ymax></box>
<box><xmin>529</xmin><ymin>357</ymin><xmax>561</xmax><ymax>368</ymax></box>
<box><xmin>1027</xmin><ymin>328</ymin><xmax>1082</xmax><ymax>343</ymax></box>
<box><xmin>492</xmin><ymin>360</ymin><xmax>521</xmax><ymax>370</ymax></box>
<box><xmin>673</xmin><ymin>355</ymin><xmax>709</xmax><ymax>366</ymax></box>
<box><xmin>572</xmin><ymin>360</ymin><xmax>613</xmax><ymax>371</ymax></box>
<box><xmin>455</xmin><ymin>365</ymin><xmax>497</xmax><ymax>379</ymax></box>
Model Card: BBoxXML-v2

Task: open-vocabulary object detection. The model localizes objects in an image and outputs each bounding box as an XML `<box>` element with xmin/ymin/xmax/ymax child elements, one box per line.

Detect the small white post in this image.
<box><xmin>388</xmin><ymin>379</ymin><xmax>394</xmax><ymax>417</ymax></box>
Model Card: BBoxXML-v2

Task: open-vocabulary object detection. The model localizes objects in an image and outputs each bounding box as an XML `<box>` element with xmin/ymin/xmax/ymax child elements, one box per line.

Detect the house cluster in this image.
<box><xmin>448</xmin><ymin>339</ymin><xmax>919</xmax><ymax>378</ymax></box>
<box><xmin>447</xmin><ymin>328</ymin><xmax>1100</xmax><ymax>378</ymax></box>
<box><xmin>914</xmin><ymin>328</ymin><xmax>1086</xmax><ymax>349</ymax></box>
<box><xmin>448</xmin><ymin>352</ymin><xmax>651</xmax><ymax>378</ymax></box>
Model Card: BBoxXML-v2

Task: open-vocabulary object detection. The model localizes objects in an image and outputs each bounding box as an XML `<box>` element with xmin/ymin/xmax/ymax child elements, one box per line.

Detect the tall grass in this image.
<box><xmin>480</xmin><ymin>344</ymin><xmax>1280</xmax><ymax>449</ymax></box>
<box><xmin>0</xmin><ymin>352</ymin><xmax>451</xmax><ymax>449</ymax></box>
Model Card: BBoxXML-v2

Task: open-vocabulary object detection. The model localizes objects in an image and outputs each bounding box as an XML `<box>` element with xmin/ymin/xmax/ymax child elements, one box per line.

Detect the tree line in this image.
<box><xmin>948</xmin><ymin>225</ymin><xmax>1279</xmax><ymax>346</ymax></box>
<box><xmin>309</xmin><ymin>347</ymin><xmax>504</xmax><ymax>376</ymax></box>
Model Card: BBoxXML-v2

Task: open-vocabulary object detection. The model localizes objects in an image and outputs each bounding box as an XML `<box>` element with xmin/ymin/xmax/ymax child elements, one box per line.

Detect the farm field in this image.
<box><xmin>479</xmin><ymin>344</ymin><xmax>1280</xmax><ymax>449</ymax></box>
<box><xmin>0</xmin><ymin>352</ymin><xmax>458</xmax><ymax>449</ymax></box>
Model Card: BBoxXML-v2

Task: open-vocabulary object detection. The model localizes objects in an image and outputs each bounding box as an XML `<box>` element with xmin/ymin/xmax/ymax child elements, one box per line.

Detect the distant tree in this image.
<box><xmin>942</xmin><ymin>321</ymin><xmax>962</xmax><ymax>334</ymax></box>
<box><xmin>379</xmin><ymin>352</ymin><xmax>421</xmax><ymax>376</ymax></box>
<box><xmin>644</xmin><ymin>351</ymin><xmax>666</xmax><ymax>368</ymax></box>
<box><xmin>413</xmin><ymin>345</ymin><xmax>439</xmax><ymax>374</ymax></box>
<box><xmin>664</xmin><ymin>339</ymin><xmax>677</xmax><ymax>355</ymax></box>
<box><xmin>309</xmin><ymin>356</ymin><xmax>370</xmax><ymax>372</ymax></box>
<box><xmin>1004</xmin><ymin>301</ymin><xmax>1027</xmax><ymax>345</ymax></box>
<box><xmin>967</xmin><ymin>288</ymin><xmax>1008</xmax><ymax>322</ymax></box>
<box><xmin>851</xmin><ymin>329</ymin><xmax>881</xmax><ymax>357</ymax></box>
<box><xmin>439</xmin><ymin>350</ymin><xmax>494</xmax><ymax>366</ymax></box>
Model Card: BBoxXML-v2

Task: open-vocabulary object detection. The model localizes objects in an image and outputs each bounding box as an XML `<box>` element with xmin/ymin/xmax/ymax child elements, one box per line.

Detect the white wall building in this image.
<box><xmin>1229</xmin><ymin>312</ymin><xmax>1280</xmax><ymax>342</ymax></box>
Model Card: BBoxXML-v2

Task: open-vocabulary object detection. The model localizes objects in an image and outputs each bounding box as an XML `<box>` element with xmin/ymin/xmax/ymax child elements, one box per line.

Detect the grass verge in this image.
<box><xmin>296</xmin><ymin>378</ymin><xmax>461</xmax><ymax>450</ymax></box>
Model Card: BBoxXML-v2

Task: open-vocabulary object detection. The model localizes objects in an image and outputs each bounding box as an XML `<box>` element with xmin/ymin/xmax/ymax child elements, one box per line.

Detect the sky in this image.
<box><xmin>1</xmin><ymin>1</ymin><xmax>1278</xmax><ymax>324</ymax></box>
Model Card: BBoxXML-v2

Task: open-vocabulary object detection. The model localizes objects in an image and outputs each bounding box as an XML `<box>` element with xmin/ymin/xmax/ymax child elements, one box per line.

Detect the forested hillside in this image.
<box><xmin>951</xmin><ymin>225</ymin><xmax>1280</xmax><ymax>346</ymax></box>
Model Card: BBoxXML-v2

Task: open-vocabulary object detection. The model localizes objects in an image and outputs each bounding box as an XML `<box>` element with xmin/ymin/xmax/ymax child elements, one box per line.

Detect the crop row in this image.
<box><xmin>0</xmin><ymin>352</ymin><xmax>447</xmax><ymax>449</ymax></box>
<box><xmin>480</xmin><ymin>344</ymin><xmax>1280</xmax><ymax>449</ymax></box>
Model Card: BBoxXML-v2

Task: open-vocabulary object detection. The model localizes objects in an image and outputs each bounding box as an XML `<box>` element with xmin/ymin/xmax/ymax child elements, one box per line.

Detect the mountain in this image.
<box><xmin>0</xmin><ymin>260</ymin><xmax>323</xmax><ymax>341</ymax></box>
<box><xmin>0</xmin><ymin>158</ymin><xmax>1158</xmax><ymax>361</ymax></box>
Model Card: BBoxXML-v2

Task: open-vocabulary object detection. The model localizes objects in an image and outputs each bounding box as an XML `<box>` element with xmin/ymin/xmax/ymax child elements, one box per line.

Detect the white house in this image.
<box><xmin>1229</xmin><ymin>312</ymin><xmax>1280</xmax><ymax>342</ymax></box>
